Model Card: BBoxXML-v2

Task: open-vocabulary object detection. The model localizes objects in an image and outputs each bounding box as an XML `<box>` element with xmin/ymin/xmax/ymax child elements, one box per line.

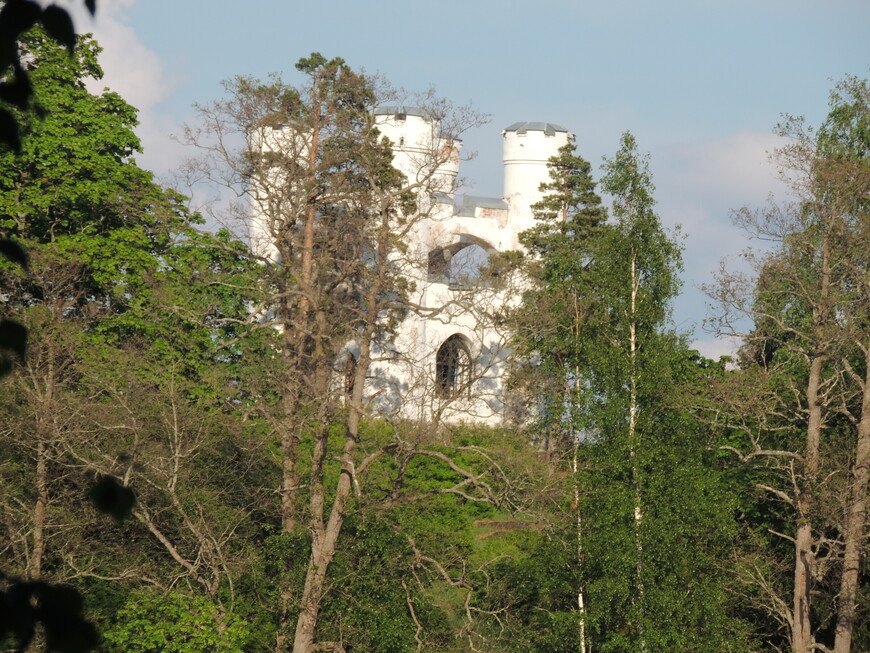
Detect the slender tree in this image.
<box><xmin>512</xmin><ymin>132</ymin><xmax>744</xmax><ymax>652</ymax></box>
<box><xmin>508</xmin><ymin>139</ymin><xmax>606</xmax><ymax>653</ymax></box>
<box><xmin>818</xmin><ymin>77</ymin><xmax>870</xmax><ymax>653</ymax></box>
<box><xmin>180</xmin><ymin>56</ymin><xmax>500</xmax><ymax>652</ymax></box>
<box><xmin>0</xmin><ymin>28</ymin><xmax>280</xmax><ymax>652</ymax></box>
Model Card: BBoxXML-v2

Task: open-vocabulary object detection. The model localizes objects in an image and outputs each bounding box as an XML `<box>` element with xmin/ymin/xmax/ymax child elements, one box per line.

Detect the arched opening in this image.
<box><xmin>428</xmin><ymin>235</ymin><xmax>495</xmax><ymax>288</ymax></box>
<box><xmin>447</xmin><ymin>244</ymin><xmax>488</xmax><ymax>288</ymax></box>
<box><xmin>435</xmin><ymin>335</ymin><xmax>472</xmax><ymax>399</ymax></box>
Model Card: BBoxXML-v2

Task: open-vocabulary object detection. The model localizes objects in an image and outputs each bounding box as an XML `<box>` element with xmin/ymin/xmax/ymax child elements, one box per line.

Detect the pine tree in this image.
<box><xmin>506</xmin><ymin>139</ymin><xmax>608</xmax><ymax>653</ymax></box>
<box><xmin>521</xmin><ymin>142</ymin><xmax>606</xmax><ymax>279</ymax></box>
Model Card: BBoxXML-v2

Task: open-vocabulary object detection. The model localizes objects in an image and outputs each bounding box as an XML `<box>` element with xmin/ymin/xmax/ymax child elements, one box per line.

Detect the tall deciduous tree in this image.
<box><xmin>512</xmin><ymin>132</ymin><xmax>745</xmax><ymax>652</ymax></box>
<box><xmin>579</xmin><ymin>132</ymin><xmax>739</xmax><ymax>651</ymax></box>
<box><xmin>180</xmin><ymin>55</ymin><xmax>495</xmax><ymax>652</ymax></box>
<box><xmin>0</xmin><ymin>28</ymin><xmax>274</xmax><ymax>652</ymax></box>
<box><xmin>706</xmin><ymin>75</ymin><xmax>870</xmax><ymax>652</ymax></box>
<box><xmin>0</xmin><ymin>0</ymin><xmax>97</xmax><ymax>152</ymax></box>
<box><xmin>817</xmin><ymin>77</ymin><xmax>870</xmax><ymax>653</ymax></box>
<box><xmin>0</xmin><ymin>26</ymin><xmax>182</xmax><ymax>585</ymax></box>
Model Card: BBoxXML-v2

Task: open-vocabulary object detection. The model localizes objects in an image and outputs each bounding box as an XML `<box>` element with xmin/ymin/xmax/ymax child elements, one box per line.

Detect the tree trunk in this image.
<box><xmin>792</xmin><ymin>234</ymin><xmax>830</xmax><ymax>653</ymax></box>
<box><xmin>279</xmin><ymin>388</ymin><xmax>300</xmax><ymax>534</ymax></box>
<box><xmin>291</xmin><ymin>322</ymin><xmax>372</xmax><ymax>653</ymax></box>
<box><xmin>792</xmin><ymin>519</ymin><xmax>814</xmax><ymax>653</ymax></box>
<box><xmin>290</xmin><ymin>410</ymin><xmax>362</xmax><ymax>652</ymax></box>
<box><xmin>833</xmin><ymin>346</ymin><xmax>870</xmax><ymax>653</ymax></box>
<box><xmin>30</xmin><ymin>438</ymin><xmax>47</xmax><ymax>579</ymax></box>
<box><xmin>628</xmin><ymin>252</ymin><xmax>646</xmax><ymax>653</ymax></box>
<box><xmin>292</xmin><ymin>532</ymin><xmax>339</xmax><ymax>653</ymax></box>
<box><xmin>792</xmin><ymin>352</ymin><xmax>825</xmax><ymax>653</ymax></box>
<box><xmin>572</xmin><ymin>436</ymin><xmax>588</xmax><ymax>653</ymax></box>
<box><xmin>278</xmin><ymin>115</ymin><xmax>323</xmax><ymax>537</ymax></box>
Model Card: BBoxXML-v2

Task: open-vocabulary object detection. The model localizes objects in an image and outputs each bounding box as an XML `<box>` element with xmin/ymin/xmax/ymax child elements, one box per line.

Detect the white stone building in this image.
<box><xmin>366</xmin><ymin>108</ymin><xmax>573</xmax><ymax>425</ymax></box>
<box><xmin>248</xmin><ymin>107</ymin><xmax>572</xmax><ymax>425</ymax></box>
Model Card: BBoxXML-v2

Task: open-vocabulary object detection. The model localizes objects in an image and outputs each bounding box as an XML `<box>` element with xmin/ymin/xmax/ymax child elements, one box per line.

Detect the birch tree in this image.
<box><xmin>512</xmin><ymin>132</ymin><xmax>742</xmax><ymax>651</ymax></box>
<box><xmin>588</xmin><ymin>133</ymin><xmax>732</xmax><ymax>651</ymax></box>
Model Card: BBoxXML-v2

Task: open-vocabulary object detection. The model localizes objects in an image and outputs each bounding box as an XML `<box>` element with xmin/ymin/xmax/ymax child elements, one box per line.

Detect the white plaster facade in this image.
<box><xmin>248</xmin><ymin>108</ymin><xmax>572</xmax><ymax>425</ymax></box>
<box><xmin>367</xmin><ymin>109</ymin><xmax>573</xmax><ymax>425</ymax></box>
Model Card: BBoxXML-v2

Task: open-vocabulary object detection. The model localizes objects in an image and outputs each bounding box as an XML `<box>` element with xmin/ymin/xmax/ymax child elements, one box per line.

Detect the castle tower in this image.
<box><xmin>502</xmin><ymin>121</ymin><xmax>573</xmax><ymax>245</ymax></box>
<box><xmin>250</xmin><ymin>113</ymin><xmax>575</xmax><ymax>425</ymax></box>
<box><xmin>374</xmin><ymin>106</ymin><xmax>460</xmax><ymax>197</ymax></box>
<box><xmin>362</xmin><ymin>117</ymin><xmax>576</xmax><ymax>425</ymax></box>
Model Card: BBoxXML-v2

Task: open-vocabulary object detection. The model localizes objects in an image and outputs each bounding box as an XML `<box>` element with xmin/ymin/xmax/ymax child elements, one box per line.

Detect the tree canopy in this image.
<box><xmin>0</xmin><ymin>22</ymin><xmax>868</xmax><ymax>653</ymax></box>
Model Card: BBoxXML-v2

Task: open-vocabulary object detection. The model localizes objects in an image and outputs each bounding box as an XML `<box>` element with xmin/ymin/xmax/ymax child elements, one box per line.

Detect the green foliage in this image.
<box><xmin>510</xmin><ymin>141</ymin><xmax>607</xmax><ymax>442</ymax></box>
<box><xmin>315</xmin><ymin>512</ymin><xmax>419</xmax><ymax>652</ymax></box>
<box><xmin>710</xmin><ymin>75</ymin><xmax>870</xmax><ymax>651</ymax></box>
<box><xmin>9</xmin><ymin>15</ymin><xmax>859</xmax><ymax>652</ymax></box>
<box><xmin>476</xmin><ymin>528</ymin><xmax>580</xmax><ymax>653</ymax></box>
<box><xmin>102</xmin><ymin>590</ymin><xmax>250</xmax><ymax>652</ymax></box>
<box><xmin>509</xmin><ymin>131</ymin><xmax>750</xmax><ymax>651</ymax></box>
<box><xmin>818</xmin><ymin>74</ymin><xmax>870</xmax><ymax>161</ymax></box>
<box><xmin>0</xmin><ymin>28</ymin><xmax>179</xmax><ymax>243</ymax></box>
<box><xmin>0</xmin><ymin>0</ymin><xmax>96</xmax><ymax>151</ymax></box>
<box><xmin>517</xmin><ymin>140</ymin><xmax>605</xmax><ymax>366</ymax></box>
<box><xmin>0</xmin><ymin>3</ymin><xmax>103</xmax><ymax>380</ymax></box>
<box><xmin>0</xmin><ymin>26</ymin><xmax>280</xmax><ymax>653</ymax></box>
<box><xmin>522</xmin><ymin>141</ymin><xmax>606</xmax><ymax>266</ymax></box>
<box><xmin>575</xmin><ymin>134</ymin><xmax>747</xmax><ymax>650</ymax></box>
<box><xmin>0</xmin><ymin>28</ymin><xmax>188</xmax><ymax>329</ymax></box>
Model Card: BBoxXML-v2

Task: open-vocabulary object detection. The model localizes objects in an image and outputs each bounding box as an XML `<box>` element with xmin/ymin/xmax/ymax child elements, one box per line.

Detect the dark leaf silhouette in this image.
<box><xmin>0</xmin><ymin>580</ymin><xmax>98</xmax><ymax>653</ymax></box>
<box><xmin>0</xmin><ymin>64</ymin><xmax>32</xmax><ymax>109</ymax></box>
<box><xmin>0</xmin><ymin>239</ymin><xmax>28</xmax><ymax>268</ymax></box>
<box><xmin>88</xmin><ymin>475</ymin><xmax>136</xmax><ymax>520</ymax></box>
<box><xmin>0</xmin><ymin>3</ymin><xmax>99</xmax><ymax>652</ymax></box>
<box><xmin>0</xmin><ymin>319</ymin><xmax>27</xmax><ymax>361</ymax></box>
<box><xmin>0</xmin><ymin>1</ymin><xmax>42</xmax><ymax>46</ymax></box>
<box><xmin>40</xmin><ymin>6</ymin><xmax>75</xmax><ymax>52</ymax></box>
<box><xmin>0</xmin><ymin>107</ymin><xmax>21</xmax><ymax>152</ymax></box>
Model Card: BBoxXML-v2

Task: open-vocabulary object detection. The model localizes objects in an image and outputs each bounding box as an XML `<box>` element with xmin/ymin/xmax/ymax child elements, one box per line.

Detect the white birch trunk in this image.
<box><xmin>628</xmin><ymin>252</ymin><xmax>646</xmax><ymax>653</ymax></box>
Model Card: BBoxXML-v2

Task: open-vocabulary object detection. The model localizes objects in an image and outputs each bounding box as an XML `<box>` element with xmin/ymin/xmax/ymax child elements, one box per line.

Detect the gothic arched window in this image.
<box><xmin>435</xmin><ymin>335</ymin><xmax>472</xmax><ymax>399</ymax></box>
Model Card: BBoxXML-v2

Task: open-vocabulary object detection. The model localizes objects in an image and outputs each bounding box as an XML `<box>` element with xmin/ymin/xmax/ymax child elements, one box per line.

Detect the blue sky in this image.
<box><xmin>67</xmin><ymin>0</ymin><xmax>870</xmax><ymax>357</ymax></box>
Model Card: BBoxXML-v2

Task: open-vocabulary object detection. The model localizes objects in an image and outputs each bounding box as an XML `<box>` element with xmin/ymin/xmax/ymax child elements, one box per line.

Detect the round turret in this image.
<box><xmin>502</xmin><ymin>121</ymin><xmax>573</xmax><ymax>215</ymax></box>
<box><xmin>375</xmin><ymin>106</ymin><xmax>460</xmax><ymax>194</ymax></box>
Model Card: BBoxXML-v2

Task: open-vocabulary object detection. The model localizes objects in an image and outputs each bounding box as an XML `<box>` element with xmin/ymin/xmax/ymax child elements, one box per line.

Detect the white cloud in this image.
<box><xmin>69</xmin><ymin>1</ymin><xmax>168</xmax><ymax>110</ymax></box>
<box><xmin>645</xmin><ymin>131</ymin><xmax>791</xmax><ymax>342</ymax></box>
<box><xmin>63</xmin><ymin>0</ymin><xmax>187</xmax><ymax>176</ymax></box>
<box><xmin>657</xmin><ymin>131</ymin><xmax>789</xmax><ymax>210</ymax></box>
<box><xmin>690</xmin><ymin>336</ymin><xmax>741</xmax><ymax>365</ymax></box>
<box><xmin>655</xmin><ymin>131</ymin><xmax>791</xmax><ymax>273</ymax></box>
